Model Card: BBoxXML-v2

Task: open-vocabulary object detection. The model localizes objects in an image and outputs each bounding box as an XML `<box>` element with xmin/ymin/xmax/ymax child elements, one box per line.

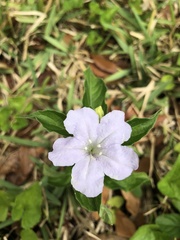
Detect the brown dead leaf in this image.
<box><xmin>121</xmin><ymin>191</ymin><xmax>141</xmax><ymax>217</ymax></box>
<box><xmin>63</xmin><ymin>34</ymin><xmax>74</xmax><ymax>45</ymax></box>
<box><xmin>91</xmin><ymin>54</ymin><xmax>117</xmax><ymax>74</ymax></box>
<box><xmin>115</xmin><ymin>210</ymin><xmax>136</xmax><ymax>238</ymax></box>
<box><xmin>90</xmin><ymin>63</ymin><xmax>109</xmax><ymax>78</ymax></box>
<box><xmin>0</xmin><ymin>147</ymin><xmax>44</xmax><ymax>185</ymax></box>
<box><xmin>91</xmin><ymin>186</ymin><xmax>111</xmax><ymax>221</ymax></box>
<box><xmin>160</xmin><ymin>5</ymin><xmax>171</xmax><ymax>20</ymax></box>
<box><xmin>136</xmin><ymin>157</ymin><xmax>150</xmax><ymax>173</ymax></box>
<box><xmin>102</xmin><ymin>186</ymin><xmax>111</xmax><ymax>205</ymax></box>
<box><xmin>125</xmin><ymin>105</ymin><xmax>138</xmax><ymax>121</ymax></box>
<box><xmin>133</xmin><ymin>212</ymin><xmax>146</xmax><ymax>228</ymax></box>
<box><xmin>154</xmin><ymin>114</ymin><xmax>166</xmax><ymax>127</ymax></box>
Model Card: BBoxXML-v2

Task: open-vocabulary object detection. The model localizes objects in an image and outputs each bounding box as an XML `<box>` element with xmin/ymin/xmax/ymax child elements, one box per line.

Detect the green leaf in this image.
<box><xmin>0</xmin><ymin>191</ymin><xmax>11</xmax><ymax>222</ymax></box>
<box><xmin>0</xmin><ymin>107</ymin><xmax>11</xmax><ymax>131</ymax></box>
<box><xmin>0</xmin><ymin>135</ymin><xmax>49</xmax><ymax>148</ymax></box>
<box><xmin>158</xmin><ymin>154</ymin><xmax>180</xmax><ymax>210</ymax></box>
<box><xmin>160</xmin><ymin>75</ymin><xmax>175</xmax><ymax>91</ymax></box>
<box><xmin>156</xmin><ymin>213</ymin><xmax>180</xmax><ymax>238</ymax></box>
<box><xmin>20</xmin><ymin>229</ymin><xmax>38</xmax><ymax>240</ymax></box>
<box><xmin>62</xmin><ymin>0</ymin><xmax>83</xmax><ymax>12</ymax></box>
<box><xmin>130</xmin><ymin>224</ymin><xmax>169</xmax><ymax>240</ymax></box>
<box><xmin>12</xmin><ymin>182</ymin><xmax>42</xmax><ymax>229</ymax></box>
<box><xmin>105</xmin><ymin>172</ymin><xmax>150</xmax><ymax>191</ymax></box>
<box><xmin>9</xmin><ymin>96</ymin><xmax>32</xmax><ymax>113</ymax></box>
<box><xmin>99</xmin><ymin>205</ymin><xmax>115</xmax><ymax>225</ymax></box>
<box><xmin>123</xmin><ymin>111</ymin><xmax>160</xmax><ymax>145</ymax></box>
<box><xmin>43</xmin><ymin>36</ymin><xmax>68</xmax><ymax>53</ymax></box>
<box><xmin>86</xmin><ymin>30</ymin><xmax>103</xmax><ymax>46</ymax></box>
<box><xmin>83</xmin><ymin>68</ymin><xmax>107</xmax><ymax>113</ymax></box>
<box><xmin>107</xmin><ymin>196</ymin><xmax>124</xmax><ymax>209</ymax></box>
<box><xmin>11</xmin><ymin>117</ymin><xmax>28</xmax><ymax>130</ymax></box>
<box><xmin>30</xmin><ymin>110</ymin><xmax>69</xmax><ymax>136</ymax></box>
<box><xmin>74</xmin><ymin>191</ymin><xmax>101</xmax><ymax>211</ymax></box>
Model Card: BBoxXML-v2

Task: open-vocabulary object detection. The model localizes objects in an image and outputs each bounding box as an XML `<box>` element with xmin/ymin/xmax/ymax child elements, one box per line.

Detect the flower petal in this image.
<box><xmin>100</xmin><ymin>145</ymin><xmax>139</xmax><ymax>180</ymax></box>
<box><xmin>97</xmin><ymin>110</ymin><xmax>131</xmax><ymax>146</ymax></box>
<box><xmin>71</xmin><ymin>156</ymin><xmax>104</xmax><ymax>197</ymax></box>
<box><xmin>64</xmin><ymin>107</ymin><xmax>99</xmax><ymax>142</ymax></box>
<box><xmin>48</xmin><ymin>137</ymin><xmax>86</xmax><ymax>166</ymax></box>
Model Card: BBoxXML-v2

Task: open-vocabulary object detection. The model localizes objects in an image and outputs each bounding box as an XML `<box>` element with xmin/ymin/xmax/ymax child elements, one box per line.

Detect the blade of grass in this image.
<box><xmin>44</xmin><ymin>35</ymin><xmax>68</xmax><ymax>53</ymax></box>
<box><xmin>45</xmin><ymin>5</ymin><xmax>57</xmax><ymax>36</ymax></box>
<box><xmin>104</xmin><ymin>69</ymin><xmax>131</xmax><ymax>83</ymax></box>
<box><xmin>0</xmin><ymin>135</ymin><xmax>49</xmax><ymax>148</ymax></box>
<box><xmin>0</xmin><ymin>218</ymin><xmax>14</xmax><ymax>230</ymax></box>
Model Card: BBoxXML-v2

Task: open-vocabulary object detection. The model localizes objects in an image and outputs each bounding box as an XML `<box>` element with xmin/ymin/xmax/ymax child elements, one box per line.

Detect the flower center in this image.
<box><xmin>84</xmin><ymin>139</ymin><xmax>102</xmax><ymax>157</ymax></box>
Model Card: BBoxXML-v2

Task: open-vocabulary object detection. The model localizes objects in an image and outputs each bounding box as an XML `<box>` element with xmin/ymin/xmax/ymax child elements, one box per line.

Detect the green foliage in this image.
<box><xmin>130</xmin><ymin>224</ymin><xmax>169</xmax><ymax>240</ymax></box>
<box><xmin>74</xmin><ymin>191</ymin><xmax>101</xmax><ymax>212</ymax></box>
<box><xmin>123</xmin><ymin>111</ymin><xmax>160</xmax><ymax>145</ymax></box>
<box><xmin>128</xmin><ymin>0</ymin><xmax>143</xmax><ymax>15</ymax></box>
<box><xmin>0</xmin><ymin>96</ymin><xmax>32</xmax><ymax>132</ymax></box>
<box><xmin>99</xmin><ymin>205</ymin><xmax>115</xmax><ymax>225</ymax></box>
<box><xmin>0</xmin><ymin>191</ymin><xmax>11</xmax><ymax>222</ymax></box>
<box><xmin>62</xmin><ymin>0</ymin><xmax>83</xmax><ymax>12</ymax></box>
<box><xmin>12</xmin><ymin>182</ymin><xmax>42</xmax><ymax>229</ymax></box>
<box><xmin>158</xmin><ymin>154</ymin><xmax>180</xmax><ymax>211</ymax></box>
<box><xmin>20</xmin><ymin>229</ymin><xmax>38</xmax><ymax>240</ymax></box>
<box><xmin>86</xmin><ymin>31</ymin><xmax>104</xmax><ymax>47</ymax></box>
<box><xmin>83</xmin><ymin>68</ymin><xmax>107</xmax><ymax>113</ymax></box>
<box><xmin>0</xmin><ymin>107</ymin><xmax>11</xmax><ymax>131</ymax></box>
<box><xmin>156</xmin><ymin>214</ymin><xmax>180</xmax><ymax>238</ymax></box>
<box><xmin>30</xmin><ymin>110</ymin><xmax>69</xmax><ymax>136</ymax></box>
<box><xmin>105</xmin><ymin>172</ymin><xmax>150</xmax><ymax>191</ymax></box>
<box><xmin>43</xmin><ymin>164</ymin><xmax>71</xmax><ymax>187</ymax></box>
<box><xmin>160</xmin><ymin>74</ymin><xmax>175</xmax><ymax>91</ymax></box>
<box><xmin>107</xmin><ymin>196</ymin><xmax>124</xmax><ymax>209</ymax></box>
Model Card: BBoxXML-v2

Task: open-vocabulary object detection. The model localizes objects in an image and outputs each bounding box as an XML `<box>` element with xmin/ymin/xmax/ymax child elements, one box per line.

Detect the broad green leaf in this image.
<box><xmin>105</xmin><ymin>172</ymin><xmax>150</xmax><ymax>191</ymax></box>
<box><xmin>62</xmin><ymin>0</ymin><xmax>83</xmax><ymax>12</ymax></box>
<box><xmin>158</xmin><ymin>154</ymin><xmax>180</xmax><ymax>210</ymax></box>
<box><xmin>0</xmin><ymin>107</ymin><xmax>11</xmax><ymax>131</ymax></box>
<box><xmin>156</xmin><ymin>213</ymin><xmax>180</xmax><ymax>238</ymax></box>
<box><xmin>30</xmin><ymin>110</ymin><xmax>69</xmax><ymax>136</ymax></box>
<box><xmin>9</xmin><ymin>96</ymin><xmax>32</xmax><ymax>113</ymax></box>
<box><xmin>11</xmin><ymin>117</ymin><xmax>28</xmax><ymax>130</ymax></box>
<box><xmin>12</xmin><ymin>182</ymin><xmax>42</xmax><ymax>229</ymax></box>
<box><xmin>99</xmin><ymin>205</ymin><xmax>115</xmax><ymax>225</ymax></box>
<box><xmin>123</xmin><ymin>111</ymin><xmax>160</xmax><ymax>145</ymax></box>
<box><xmin>74</xmin><ymin>191</ymin><xmax>101</xmax><ymax>211</ymax></box>
<box><xmin>130</xmin><ymin>224</ymin><xmax>169</xmax><ymax>240</ymax></box>
<box><xmin>83</xmin><ymin>68</ymin><xmax>107</xmax><ymax>113</ymax></box>
<box><xmin>20</xmin><ymin>229</ymin><xmax>38</xmax><ymax>240</ymax></box>
<box><xmin>0</xmin><ymin>191</ymin><xmax>10</xmax><ymax>222</ymax></box>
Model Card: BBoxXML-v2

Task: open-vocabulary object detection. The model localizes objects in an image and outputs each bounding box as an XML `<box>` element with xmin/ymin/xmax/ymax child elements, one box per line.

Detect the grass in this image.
<box><xmin>0</xmin><ymin>0</ymin><xmax>180</xmax><ymax>239</ymax></box>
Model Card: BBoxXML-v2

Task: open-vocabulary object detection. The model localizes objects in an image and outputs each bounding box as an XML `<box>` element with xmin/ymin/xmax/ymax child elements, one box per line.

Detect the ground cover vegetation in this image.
<box><xmin>0</xmin><ymin>0</ymin><xmax>180</xmax><ymax>239</ymax></box>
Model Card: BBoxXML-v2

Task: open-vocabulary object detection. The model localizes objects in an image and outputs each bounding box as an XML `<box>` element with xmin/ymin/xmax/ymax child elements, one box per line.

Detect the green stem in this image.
<box><xmin>56</xmin><ymin>195</ymin><xmax>67</xmax><ymax>240</ymax></box>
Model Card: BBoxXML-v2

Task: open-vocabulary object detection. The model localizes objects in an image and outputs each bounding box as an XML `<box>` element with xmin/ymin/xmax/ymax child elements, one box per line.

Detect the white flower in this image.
<box><xmin>48</xmin><ymin>107</ymin><xmax>139</xmax><ymax>197</ymax></box>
